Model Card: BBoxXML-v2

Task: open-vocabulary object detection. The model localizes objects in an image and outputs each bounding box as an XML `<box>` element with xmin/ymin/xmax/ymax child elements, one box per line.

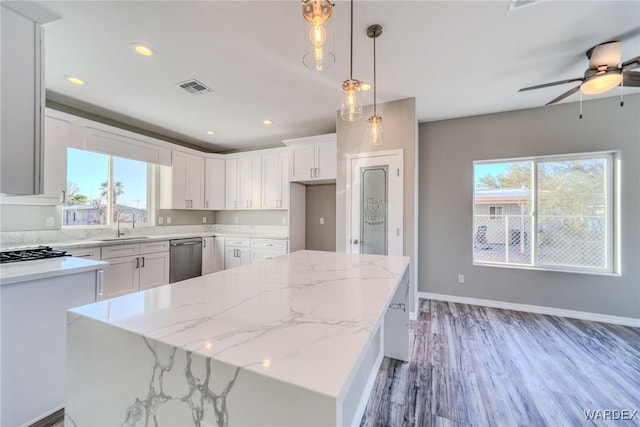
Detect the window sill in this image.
<box><xmin>473</xmin><ymin>261</ymin><xmax>621</xmax><ymax>277</ymax></box>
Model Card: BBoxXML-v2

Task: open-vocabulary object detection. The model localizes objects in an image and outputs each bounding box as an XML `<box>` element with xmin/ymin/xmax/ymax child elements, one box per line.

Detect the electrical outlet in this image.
<box><xmin>458</xmin><ymin>274</ymin><xmax>465</xmax><ymax>284</ymax></box>
<box><xmin>166</xmin><ymin>217</ymin><xmax>172</xmax><ymax>224</ymax></box>
<box><xmin>45</xmin><ymin>217</ymin><xmax>55</xmax><ymax>227</ymax></box>
<box><xmin>158</xmin><ymin>217</ymin><xmax>164</xmax><ymax>225</ymax></box>
<box><xmin>319</xmin><ymin>217</ymin><xmax>324</xmax><ymax>225</ymax></box>
<box><xmin>202</xmin><ymin>216</ymin><xmax>207</xmax><ymax>224</ymax></box>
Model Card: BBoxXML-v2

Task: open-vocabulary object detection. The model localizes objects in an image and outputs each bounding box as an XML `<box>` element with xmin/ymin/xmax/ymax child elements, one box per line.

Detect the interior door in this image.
<box><xmin>348</xmin><ymin>152</ymin><xmax>403</xmax><ymax>256</ymax></box>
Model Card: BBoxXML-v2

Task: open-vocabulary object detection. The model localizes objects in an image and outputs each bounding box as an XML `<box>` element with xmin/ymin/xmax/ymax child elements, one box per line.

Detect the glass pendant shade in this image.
<box><xmin>366</xmin><ymin>115</ymin><xmax>383</xmax><ymax>146</ymax></box>
<box><xmin>302</xmin><ymin>0</ymin><xmax>335</xmax><ymax>71</ymax></box>
<box><xmin>341</xmin><ymin>79</ymin><xmax>362</xmax><ymax>121</ymax></box>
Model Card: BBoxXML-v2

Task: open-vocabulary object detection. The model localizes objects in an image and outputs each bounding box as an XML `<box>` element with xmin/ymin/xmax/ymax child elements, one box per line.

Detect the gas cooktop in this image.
<box><xmin>0</xmin><ymin>246</ymin><xmax>70</xmax><ymax>264</ymax></box>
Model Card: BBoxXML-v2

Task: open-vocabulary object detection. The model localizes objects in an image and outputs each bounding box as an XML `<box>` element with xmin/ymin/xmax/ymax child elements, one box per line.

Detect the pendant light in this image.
<box><xmin>340</xmin><ymin>0</ymin><xmax>362</xmax><ymax>121</ymax></box>
<box><xmin>366</xmin><ymin>24</ymin><xmax>383</xmax><ymax>145</ymax></box>
<box><xmin>302</xmin><ymin>0</ymin><xmax>335</xmax><ymax>71</ymax></box>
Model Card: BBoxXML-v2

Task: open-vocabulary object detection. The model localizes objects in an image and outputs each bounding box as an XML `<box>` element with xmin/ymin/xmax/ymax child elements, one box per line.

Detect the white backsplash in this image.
<box><xmin>0</xmin><ymin>224</ymin><xmax>288</xmax><ymax>249</ymax></box>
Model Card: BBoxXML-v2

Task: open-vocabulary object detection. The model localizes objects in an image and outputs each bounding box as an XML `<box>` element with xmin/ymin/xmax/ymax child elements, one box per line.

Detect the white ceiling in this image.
<box><xmin>42</xmin><ymin>1</ymin><xmax>640</xmax><ymax>152</ymax></box>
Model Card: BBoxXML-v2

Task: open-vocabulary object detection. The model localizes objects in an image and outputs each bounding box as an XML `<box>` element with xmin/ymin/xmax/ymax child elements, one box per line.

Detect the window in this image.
<box><xmin>473</xmin><ymin>152</ymin><xmax>617</xmax><ymax>274</ymax></box>
<box><xmin>489</xmin><ymin>206</ymin><xmax>503</xmax><ymax>219</ymax></box>
<box><xmin>64</xmin><ymin>148</ymin><xmax>151</xmax><ymax>226</ymax></box>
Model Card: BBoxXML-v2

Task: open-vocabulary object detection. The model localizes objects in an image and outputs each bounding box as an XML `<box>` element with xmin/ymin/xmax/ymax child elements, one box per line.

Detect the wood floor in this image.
<box><xmin>361</xmin><ymin>299</ymin><xmax>640</xmax><ymax>427</ymax></box>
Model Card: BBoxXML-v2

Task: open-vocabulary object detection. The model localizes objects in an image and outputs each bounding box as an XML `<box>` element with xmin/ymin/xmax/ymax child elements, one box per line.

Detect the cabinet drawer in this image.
<box><xmin>251</xmin><ymin>238</ymin><xmax>288</xmax><ymax>252</ymax></box>
<box><xmin>140</xmin><ymin>240</ymin><xmax>169</xmax><ymax>255</ymax></box>
<box><xmin>225</xmin><ymin>237</ymin><xmax>251</xmax><ymax>248</ymax></box>
<box><xmin>251</xmin><ymin>250</ymin><xmax>284</xmax><ymax>263</ymax></box>
<box><xmin>66</xmin><ymin>246</ymin><xmax>101</xmax><ymax>260</ymax></box>
<box><xmin>101</xmin><ymin>244</ymin><xmax>139</xmax><ymax>259</ymax></box>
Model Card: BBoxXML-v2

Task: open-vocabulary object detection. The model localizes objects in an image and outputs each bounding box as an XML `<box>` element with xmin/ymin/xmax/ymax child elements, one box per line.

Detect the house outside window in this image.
<box><xmin>64</xmin><ymin>148</ymin><xmax>151</xmax><ymax>227</ymax></box>
<box><xmin>473</xmin><ymin>152</ymin><xmax>618</xmax><ymax>275</ymax></box>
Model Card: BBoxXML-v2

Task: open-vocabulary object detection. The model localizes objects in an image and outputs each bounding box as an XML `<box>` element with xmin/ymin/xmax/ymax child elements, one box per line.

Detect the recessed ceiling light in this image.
<box><xmin>206</xmin><ymin>131</ymin><xmax>216</xmax><ymax>136</ymax></box>
<box><xmin>65</xmin><ymin>75</ymin><xmax>86</xmax><ymax>85</ymax></box>
<box><xmin>359</xmin><ymin>82</ymin><xmax>372</xmax><ymax>91</ymax></box>
<box><xmin>263</xmin><ymin>120</ymin><xmax>273</xmax><ymax>126</ymax></box>
<box><xmin>131</xmin><ymin>43</ymin><xmax>156</xmax><ymax>57</ymax></box>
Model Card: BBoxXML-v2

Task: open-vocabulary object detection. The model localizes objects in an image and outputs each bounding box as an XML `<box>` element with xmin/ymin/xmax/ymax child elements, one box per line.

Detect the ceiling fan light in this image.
<box><xmin>580</xmin><ymin>72</ymin><xmax>622</xmax><ymax>95</ymax></box>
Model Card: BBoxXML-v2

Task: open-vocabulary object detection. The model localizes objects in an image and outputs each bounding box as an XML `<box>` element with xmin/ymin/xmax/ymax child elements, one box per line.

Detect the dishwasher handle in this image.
<box><xmin>170</xmin><ymin>241</ymin><xmax>201</xmax><ymax>247</ymax></box>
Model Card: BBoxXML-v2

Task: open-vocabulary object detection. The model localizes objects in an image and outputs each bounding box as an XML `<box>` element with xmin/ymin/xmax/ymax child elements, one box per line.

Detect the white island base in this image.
<box><xmin>66</xmin><ymin>251</ymin><xmax>410</xmax><ymax>426</ymax></box>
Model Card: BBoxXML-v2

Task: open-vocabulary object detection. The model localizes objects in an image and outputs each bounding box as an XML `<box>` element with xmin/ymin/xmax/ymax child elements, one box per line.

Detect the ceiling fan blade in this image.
<box><xmin>621</xmin><ymin>55</ymin><xmax>640</xmax><ymax>71</ymax></box>
<box><xmin>546</xmin><ymin>86</ymin><xmax>581</xmax><ymax>105</ymax></box>
<box><xmin>622</xmin><ymin>71</ymin><xmax>640</xmax><ymax>87</ymax></box>
<box><xmin>588</xmin><ymin>41</ymin><xmax>622</xmax><ymax>68</ymax></box>
<box><xmin>519</xmin><ymin>78</ymin><xmax>583</xmax><ymax>92</ymax></box>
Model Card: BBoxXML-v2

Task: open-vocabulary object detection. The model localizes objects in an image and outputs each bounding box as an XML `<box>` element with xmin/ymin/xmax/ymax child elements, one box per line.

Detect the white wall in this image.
<box><xmin>419</xmin><ymin>94</ymin><xmax>640</xmax><ymax>319</ymax></box>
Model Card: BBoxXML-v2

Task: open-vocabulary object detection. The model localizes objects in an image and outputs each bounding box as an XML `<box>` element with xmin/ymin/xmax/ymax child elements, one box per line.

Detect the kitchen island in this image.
<box><xmin>66</xmin><ymin>250</ymin><xmax>410</xmax><ymax>426</ymax></box>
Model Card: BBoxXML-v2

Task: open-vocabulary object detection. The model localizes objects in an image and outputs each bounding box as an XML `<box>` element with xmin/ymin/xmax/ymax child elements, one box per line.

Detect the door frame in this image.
<box><xmin>345</xmin><ymin>149</ymin><xmax>404</xmax><ymax>255</ymax></box>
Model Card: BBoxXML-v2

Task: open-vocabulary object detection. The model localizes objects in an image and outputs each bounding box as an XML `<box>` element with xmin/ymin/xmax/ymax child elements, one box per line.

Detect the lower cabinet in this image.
<box><xmin>223</xmin><ymin>237</ymin><xmax>288</xmax><ymax>270</ymax></box>
<box><xmin>101</xmin><ymin>241</ymin><xmax>170</xmax><ymax>299</ymax></box>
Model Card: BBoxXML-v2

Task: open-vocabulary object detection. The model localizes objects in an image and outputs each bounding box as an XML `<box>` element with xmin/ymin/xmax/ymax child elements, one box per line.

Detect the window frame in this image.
<box><xmin>489</xmin><ymin>205</ymin><xmax>503</xmax><ymax>219</ymax></box>
<box><xmin>473</xmin><ymin>150</ymin><xmax>620</xmax><ymax>276</ymax></box>
<box><xmin>63</xmin><ymin>147</ymin><xmax>154</xmax><ymax>229</ymax></box>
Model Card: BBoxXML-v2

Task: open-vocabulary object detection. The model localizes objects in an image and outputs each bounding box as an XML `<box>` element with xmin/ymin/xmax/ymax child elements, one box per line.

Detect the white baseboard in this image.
<box><xmin>418</xmin><ymin>292</ymin><xmax>640</xmax><ymax>328</ymax></box>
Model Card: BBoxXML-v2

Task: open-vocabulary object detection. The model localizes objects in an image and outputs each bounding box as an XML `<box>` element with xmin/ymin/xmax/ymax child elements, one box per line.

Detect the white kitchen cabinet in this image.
<box><xmin>213</xmin><ymin>237</ymin><xmax>225</xmax><ymax>272</ymax></box>
<box><xmin>251</xmin><ymin>238</ymin><xmax>288</xmax><ymax>263</ymax></box>
<box><xmin>43</xmin><ymin>116</ymin><xmax>71</xmax><ymax>203</ymax></box>
<box><xmin>202</xmin><ymin>236</ymin><xmax>214</xmax><ymax>275</ymax></box>
<box><xmin>224</xmin><ymin>237</ymin><xmax>251</xmax><ymax>269</ymax></box>
<box><xmin>0</xmin><ymin>3</ymin><xmax>60</xmax><ymax>195</ymax></box>
<box><xmin>226</xmin><ymin>155</ymin><xmax>262</xmax><ymax>209</ymax></box>
<box><xmin>167</xmin><ymin>150</ymin><xmax>205</xmax><ymax>209</ymax></box>
<box><xmin>205</xmin><ymin>157</ymin><xmax>225</xmax><ymax>210</ymax></box>
<box><xmin>283</xmin><ymin>134</ymin><xmax>336</xmax><ymax>182</ymax></box>
<box><xmin>65</xmin><ymin>246</ymin><xmax>101</xmax><ymax>260</ymax></box>
<box><xmin>262</xmin><ymin>149</ymin><xmax>289</xmax><ymax>209</ymax></box>
<box><xmin>101</xmin><ymin>241</ymin><xmax>169</xmax><ymax>298</ymax></box>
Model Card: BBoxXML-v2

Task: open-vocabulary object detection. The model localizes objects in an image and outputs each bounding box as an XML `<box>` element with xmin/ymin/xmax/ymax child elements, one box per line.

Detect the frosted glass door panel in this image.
<box><xmin>360</xmin><ymin>166</ymin><xmax>388</xmax><ymax>255</ymax></box>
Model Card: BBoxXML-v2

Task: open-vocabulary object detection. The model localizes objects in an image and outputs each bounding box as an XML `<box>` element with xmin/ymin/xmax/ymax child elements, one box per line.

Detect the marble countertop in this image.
<box><xmin>69</xmin><ymin>250</ymin><xmax>410</xmax><ymax>398</ymax></box>
<box><xmin>0</xmin><ymin>257</ymin><xmax>108</xmax><ymax>285</ymax></box>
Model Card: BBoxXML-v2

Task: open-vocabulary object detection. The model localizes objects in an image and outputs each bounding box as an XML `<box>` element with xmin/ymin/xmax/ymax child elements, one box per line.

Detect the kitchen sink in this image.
<box><xmin>97</xmin><ymin>236</ymin><xmax>150</xmax><ymax>242</ymax></box>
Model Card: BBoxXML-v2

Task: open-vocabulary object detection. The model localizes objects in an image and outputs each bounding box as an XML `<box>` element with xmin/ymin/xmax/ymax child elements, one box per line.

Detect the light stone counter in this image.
<box><xmin>66</xmin><ymin>250</ymin><xmax>410</xmax><ymax>426</ymax></box>
<box><xmin>0</xmin><ymin>257</ymin><xmax>107</xmax><ymax>285</ymax></box>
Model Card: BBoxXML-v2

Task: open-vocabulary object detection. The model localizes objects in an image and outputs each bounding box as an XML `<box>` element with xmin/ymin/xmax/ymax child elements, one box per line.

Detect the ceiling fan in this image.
<box><xmin>519</xmin><ymin>41</ymin><xmax>640</xmax><ymax>105</ymax></box>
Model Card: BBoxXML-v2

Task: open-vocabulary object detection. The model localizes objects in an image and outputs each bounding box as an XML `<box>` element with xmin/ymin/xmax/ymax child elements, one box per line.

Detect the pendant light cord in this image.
<box><xmin>373</xmin><ymin>34</ymin><xmax>377</xmax><ymax>116</ymax></box>
<box><xmin>349</xmin><ymin>0</ymin><xmax>354</xmax><ymax>79</ymax></box>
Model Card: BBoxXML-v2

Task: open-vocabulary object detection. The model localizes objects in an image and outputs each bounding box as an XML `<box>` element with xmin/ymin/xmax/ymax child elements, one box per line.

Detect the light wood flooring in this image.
<box><xmin>360</xmin><ymin>299</ymin><xmax>640</xmax><ymax>427</ymax></box>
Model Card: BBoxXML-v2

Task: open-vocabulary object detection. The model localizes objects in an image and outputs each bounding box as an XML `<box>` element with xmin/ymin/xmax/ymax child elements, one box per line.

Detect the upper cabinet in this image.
<box><xmin>1</xmin><ymin>2</ymin><xmax>60</xmax><ymax>195</ymax></box>
<box><xmin>204</xmin><ymin>157</ymin><xmax>225</xmax><ymax>210</ymax></box>
<box><xmin>226</xmin><ymin>155</ymin><xmax>262</xmax><ymax>210</ymax></box>
<box><xmin>262</xmin><ymin>149</ymin><xmax>289</xmax><ymax>210</ymax></box>
<box><xmin>171</xmin><ymin>151</ymin><xmax>205</xmax><ymax>210</ymax></box>
<box><xmin>283</xmin><ymin>133</ymin><xmax>336</xmax><ymax>183</ymax></box>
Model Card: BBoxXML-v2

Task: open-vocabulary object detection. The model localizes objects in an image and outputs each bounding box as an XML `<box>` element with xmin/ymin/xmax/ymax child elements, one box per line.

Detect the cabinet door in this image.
<box><xmin>139</xmin><ymin>252</ymin><xmax>170</xmax><ymax>290</ymax></box>
<box><xmin>205</xmin><ymin>158</ymin><xmax>225</xmax><ymax>210</ymax></box>
<box><xmin>1</xmin><ymin>5</ymin><xmax>43</xmax><ymax>195</ymax></box>
<box><xmin>262</xmin><ymin>152</ymin><xmax>281</xmax><ymax>209</ymax></box>
<box><xmin>103</xmin><ymin>255</ymin><xmax>140</xmax><ymax>299</ymax></box>
<box><xmin>279</xmin><ymin>151</ymin><xmax>289</xmax><ymax>209</ymax></box>
<box><xmin>239</xmin><ymin>248</ymin><xmax>252</xmax><ymax>265</ymax></box>
<box><xmin>225</xmin><ymin>158</ymin><xmax>239</xmax><ymax>209</ymax></box>
<box><xmin>43</xmin><ymin>117</ymin><xmax>69</xmax><ymax>203</ymax></box>
<box><xmin>213</xmin><ymin>237</ymin><xmax>224</xmax><ymax>272</ymax></box>
<box><xmin>315</xmin><ymin>141</ymin><xmax>337</xmax><ymax>180</ymax></box>
<box><xmin>172</xmin><ymin>151</ymin><xmax>188</xmax><ymax>209</ymax></box>
<box><xmin>238</xmin><ymin>156</ymin><xmax>262</xmax><ymax>209</ymax></box>
<box><xmin>201</xmin><ymin>237</ymin><xmax>214</xmax><ymax>275</ymax></box>
<box><xmin>289</xmin><ymin>144</ymin><xmax>315</xmax><ymax>182</ymax></box>
<box><xmin>251</xmin><ymin>250</ymin><xmax>282</xmax><ymax>263</ymax></box>
<box><xmin>186</xmin><ymin>154</ymin><xmax>204</xmax><ymax>209</ymax></box>
<box><xmin>224</xmin><ymin>247</ymin><xmax>242</xmax><ymax>269</ymax></box>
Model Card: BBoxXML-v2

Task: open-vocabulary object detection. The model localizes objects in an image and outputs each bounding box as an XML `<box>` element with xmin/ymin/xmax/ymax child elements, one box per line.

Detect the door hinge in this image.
<box><xmin>397</xmin><ymin>169</ymin><xmax>400</xmax><ymax>177</ymax></box>
<box><xmin>397</xmin><ymin>228</ymin><xmax>400</xmax><ymax>236</ymax></box>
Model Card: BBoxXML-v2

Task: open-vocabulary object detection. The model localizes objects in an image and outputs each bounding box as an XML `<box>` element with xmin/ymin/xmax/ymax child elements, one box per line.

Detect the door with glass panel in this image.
<box><xmin>347</xmin><ymin>151</ymin><xmax>403</xmax><ymax>256</ymax></box>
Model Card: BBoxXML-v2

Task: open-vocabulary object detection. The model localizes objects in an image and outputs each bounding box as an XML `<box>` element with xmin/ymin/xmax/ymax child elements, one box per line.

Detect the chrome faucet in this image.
<box><xmin>116</xmin><ymin>208</ymin><xmax>136</xmax><ymax>237</ymax></box>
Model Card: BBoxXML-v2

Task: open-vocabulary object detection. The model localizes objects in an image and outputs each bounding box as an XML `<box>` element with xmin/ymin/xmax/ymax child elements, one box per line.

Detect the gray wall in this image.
<box><xmin>337</xmin><ymin>97</ymin><xmax>418</xmax><ymax>312</ymax></box>
<box><xmin>305</xmin><ymin>184</ymin><xmax>336</xmax><ymax>251</ymax></box>
<box><xmin>215</xmin><ymin>210</ymin><xmax>288</xmax><ymax>226</ymax></box>
<box><xmin>419</xmin><ymin>94</ymin><xmax>640</xmax><ymax>319</ymax></box>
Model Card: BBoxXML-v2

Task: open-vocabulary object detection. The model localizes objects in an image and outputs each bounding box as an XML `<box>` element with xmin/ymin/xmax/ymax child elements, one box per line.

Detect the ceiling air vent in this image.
<box><xmin>508</xmin><ymin>0</ymin><xmax>544</xmax><ymax>11</ymax></box>
<box><xmin>176</xmin><ymin>79</ymin><xmax>214</xmax><ymax>95</ymax></box>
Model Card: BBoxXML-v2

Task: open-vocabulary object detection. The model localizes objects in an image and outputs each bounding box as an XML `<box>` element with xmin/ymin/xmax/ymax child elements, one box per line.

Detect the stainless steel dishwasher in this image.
<box><xmin>169</xmin><ymin>237</ymin><xmax>202</xmax><ymax>283</ymax></box>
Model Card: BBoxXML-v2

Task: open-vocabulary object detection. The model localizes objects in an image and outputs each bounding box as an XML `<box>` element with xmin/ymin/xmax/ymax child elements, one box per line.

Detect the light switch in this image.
<box><xmin>166</xmin><ymin>217</ymin><xmax>172</xmax><ymax>224</ymax></box>
<box><xmin>319</xmin><ymin>217</ymin><xmax>324</xmax><ymax>225</ymax></box>
<box><xmin>46</xmin><ymin>217</ymin><xmax>55</xmax><ymax>227</ymax></box>
<box><xmin>158</xmin><ymin>217</ymin><xmax>164</xmax><ymax>225</ymax></box>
